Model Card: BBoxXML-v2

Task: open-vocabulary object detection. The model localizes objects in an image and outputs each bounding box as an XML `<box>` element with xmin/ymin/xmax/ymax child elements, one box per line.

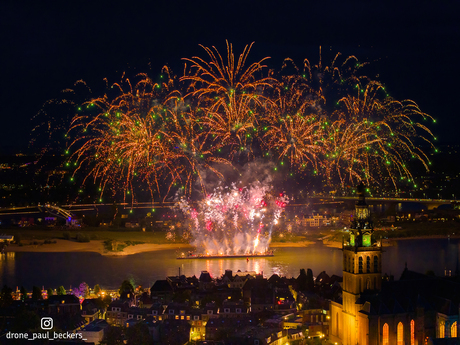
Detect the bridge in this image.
<box><xmin>307</xmin><ymin>196</ymin><xmax>455</xmax><ymax>210</ymax></box>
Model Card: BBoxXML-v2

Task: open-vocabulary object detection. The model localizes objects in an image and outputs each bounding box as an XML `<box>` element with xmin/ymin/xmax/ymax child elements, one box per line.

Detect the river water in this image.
<box><xmin>0</xmin><ymin>238</ymin><xmax>458</xmax><ymax>290</ymax></box>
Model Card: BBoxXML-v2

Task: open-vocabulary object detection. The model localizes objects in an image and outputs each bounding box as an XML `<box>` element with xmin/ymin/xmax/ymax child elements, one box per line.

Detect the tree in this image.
<box><xmin>79</xmin><ymin>282</ymin><xmax>90</xmax><ymax>298</ymax></box>
<box><xmin>20</xmin><ymin>286</ymin><xmax>28</xmax><ymax>301</ymax></box>
<box><xmin>57</xmin><ymin>286</ymin><xmax>66</xmax><ymax>295</ymax></box>
<box><xmin>100</xmin><ymin>325</ymin><xmax>124</xmax><ymax>345</ymax></box>
<box><xmin>47</xmin><ymin>287</ymin><xmax>53</xmax><ymax>298</ymax></box>
<box><xmin>11</xmin><ymin>310</ymin><xmax>40</xmax><ymax>333</ymax></box>
<box><xmin>126</xmin><ymin>322</ymin><xmax>153</xmax><ymax>345</ymax></box>
<box><xmin>119</xmin><ymin>279</ymin><xmax>135</xmax><ymax>295</ymax></box>
<box><xmin>0</xmin><ymin>285</ymin><xmax>13</xmax><ymax>307</ymax></box>
<box><xmin>32</xmin><ymin>286</ymin><xmax>42</xmax><ymax>300</ymax></box>
<box><xmin>94</xmin><ymin>284</ymin><xmax>101</xmax><ymax>296</ymax></box>
<box><xmin>102</xmin><ymin>294</ymin><xmax>113</xmax><ymax>308</ymax></box>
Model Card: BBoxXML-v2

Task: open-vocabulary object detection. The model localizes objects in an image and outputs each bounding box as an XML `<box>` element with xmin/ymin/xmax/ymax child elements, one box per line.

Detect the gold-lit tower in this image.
<box><xmin>330</xmin><ymin>183</ymin><xmax>382</xmax><ymax>345</ymax></box>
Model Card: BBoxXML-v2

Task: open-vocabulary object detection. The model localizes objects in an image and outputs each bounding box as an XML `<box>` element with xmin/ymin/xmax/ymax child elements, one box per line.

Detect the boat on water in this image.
<box><xmin>177</xmin><ymin>252</ymin><xmax>274</xmax><ymax>259</ymax></box>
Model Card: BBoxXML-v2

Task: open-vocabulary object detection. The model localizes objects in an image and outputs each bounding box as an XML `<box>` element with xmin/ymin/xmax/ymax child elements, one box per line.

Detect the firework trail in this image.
<box><xmin>37</xmin><ymin>42</ymin><xmax>436</xmax><ymax>203</ymax></box>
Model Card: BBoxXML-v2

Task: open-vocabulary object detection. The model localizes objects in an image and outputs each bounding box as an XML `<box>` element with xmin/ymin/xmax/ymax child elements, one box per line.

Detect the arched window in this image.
<box><xmin>366</xmin><ymin>256</ymin><xmax>370</xmax><ymax>273</ymax></box>
<box><xmin>359</xmin><ymin>257</ymin><xmax>363</xmax><ymax>273</ymax></box>
<box><xmin>366</xmin><ymin>279</ymin><xmax>370</xmax><ymax>290</ymax></box>
<box><xmin>374</xmin><ymin>256</ymin><xmax>378</xmax><ymax>272</ymax></box>
<box><xmin>397</xmin><ymin>322</ymin><xmax>404</xmax><ymax>345</ymax></box>
<box><xmin>383</xmin><ymin>323</ymin><xmax>389</xmax><ymax>345</ymax></box>
<box><xmin>439</xmin><ymin>321</ymin><xmax>445</xmax><ymax>338</ymax></box>
<box><xmin>411</xmin><ymin>319</ymin><xmax>415</xmax><ymax>345</ymax></box>
<box><xmin>352</xmin><ymin>258</ymin><xmax>355</xmax><ymax>273</ymax></box>
<box><xmin>451</xmin><ymin>321</ymin><xmax>457</xmax><ymax>337</ymax></box>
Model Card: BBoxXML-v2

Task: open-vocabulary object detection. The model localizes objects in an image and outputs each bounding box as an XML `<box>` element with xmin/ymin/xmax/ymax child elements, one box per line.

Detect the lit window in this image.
<box><xmin>411</xmin><ymin>320</ymin><xmax>415</xmax><ymax>345</ymax></box>
<box><xmin>440</xmin><ymin>321</ymin><xmax>445</xmax><ymax>338</ymax></box>
<box><xmin>397</xmin><ymin>322</ymin><xmax>403</xmax><ymax>345</ymax></box>
<box><xmin>383</xmin><ymin>323</ymin><xmax>389</xmax><ymax>345</ymax></box>
<box><xmin>451</xmin><ymin>321</ymin><xmax>457</xmax><ymax>338</ymax></box>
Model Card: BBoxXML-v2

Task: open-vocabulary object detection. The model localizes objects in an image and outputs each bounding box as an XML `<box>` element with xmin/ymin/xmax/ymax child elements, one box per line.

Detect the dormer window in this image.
<box><xmin>152</xmin><ymin>310</ymin><xmax>158</xmax><ymax>315</ymax></box>
<box><xmin>236</xmin><ymin>308</ymin><xmax>241</xmax><ymax>313</ymax></box>
<box><xmin>207</xmin><ymin>310</ymin><xmax>213</xmax><ymax>315</ymax></box>
<box><xmin>224</xmin><ymin>308</ymin><xmax>230</xmax><ymax>313</ymax></box>
<box><xmin>169</xmin><ymin>309</ymin><xmax>174</xmax><ymax>314</ymax></box>
<box><xmin>194</xmin><ymin>315</ymin><xmax>199</xmax><ymax>320</ymax></box>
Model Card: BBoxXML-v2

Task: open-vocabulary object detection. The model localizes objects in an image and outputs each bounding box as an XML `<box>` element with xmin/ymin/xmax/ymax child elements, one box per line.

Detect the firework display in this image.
<box><xmin>58</xmin><ymin>42</ymin><xmax>435</xmax><ymax>201</ymax></box>
<box><xmin>176</xmin><ymin>181</ymin><xmax>288</xmax><ymax>255</ymax></box>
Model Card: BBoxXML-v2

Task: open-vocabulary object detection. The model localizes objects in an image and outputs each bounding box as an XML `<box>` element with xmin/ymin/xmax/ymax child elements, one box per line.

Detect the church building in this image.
<box><xmin>329</xmin><ymin>184</ymin><xmax>460</xmax><ymax>344</ymax></box>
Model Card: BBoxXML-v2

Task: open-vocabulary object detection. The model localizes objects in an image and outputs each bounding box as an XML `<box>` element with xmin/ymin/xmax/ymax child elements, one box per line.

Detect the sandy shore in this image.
<box><xmin>5</xmin><ymin>239</ymin><xmax>193</xmax><ymax>256</ymax></box>
<box><xmin>5</xmin><ymin>239</ymin><xmax>317</xmax><ymax>256</ymax></box>
<box><xmin>270</xmin><ymin>240</ymin><xmax>316</xmax><ymax>247</ymax></box>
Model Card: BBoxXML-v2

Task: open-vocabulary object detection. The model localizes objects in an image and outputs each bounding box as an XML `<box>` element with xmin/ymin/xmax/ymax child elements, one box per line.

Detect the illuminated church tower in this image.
<box><xmin>330</xmin><ymin>183</ymin><xmax>382</xmax><ymax>345</ymax></box>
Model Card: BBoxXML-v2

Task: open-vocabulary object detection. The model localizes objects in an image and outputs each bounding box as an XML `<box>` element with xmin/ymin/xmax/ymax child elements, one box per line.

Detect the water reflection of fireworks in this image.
<box><xmin>176</xmin><ymin>181</ymin><xmax>288</xmax><ymax>255</ymax></box>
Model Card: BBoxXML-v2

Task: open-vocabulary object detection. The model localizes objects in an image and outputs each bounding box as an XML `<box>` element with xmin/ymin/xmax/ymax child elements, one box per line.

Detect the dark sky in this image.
<box><xmin>1</xmin><ymin>1</ymin><xmax>459</xmax><ymax>153</ymax></box>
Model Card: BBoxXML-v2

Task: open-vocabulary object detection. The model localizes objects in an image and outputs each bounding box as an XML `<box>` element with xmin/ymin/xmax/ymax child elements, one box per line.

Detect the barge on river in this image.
<box><xmin>177</xmin><ymin>252</ymin><xmax>274</xmax><ymax>259</ymax></box>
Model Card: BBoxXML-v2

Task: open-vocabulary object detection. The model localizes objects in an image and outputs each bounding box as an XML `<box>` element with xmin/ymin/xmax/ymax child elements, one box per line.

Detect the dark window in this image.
<box><xmin>359</xmin><ymin>257</ymin><xmax>363</xmax><ymax>273</ymax></box>
<box><xmin>366</xmin><ymin>256</ymin><xmax>370</xmax><ymax>273</ymax></box>
<box><xmin>374</xmin><ymin>256</ymin><xmax>378</xmax><ymax>272</ymax></box>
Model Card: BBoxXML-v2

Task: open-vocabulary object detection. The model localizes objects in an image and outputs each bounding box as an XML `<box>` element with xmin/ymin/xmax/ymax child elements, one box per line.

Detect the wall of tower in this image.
<box><xmin>342</xmin><ymin>249</ymin><xmax>382</xmax><ymax>293</ymax></box>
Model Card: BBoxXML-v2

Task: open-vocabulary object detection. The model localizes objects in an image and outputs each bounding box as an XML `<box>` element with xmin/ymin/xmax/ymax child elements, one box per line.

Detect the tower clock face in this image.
<box><xmin>356</xmin><ymin>207</ymin><xmax>369</xmax><ymax>220</ymax></box>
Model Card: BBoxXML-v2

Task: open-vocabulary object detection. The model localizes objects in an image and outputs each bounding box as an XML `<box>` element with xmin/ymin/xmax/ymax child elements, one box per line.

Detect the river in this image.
<box><xmin>0</xmin><ymin>238</ymin><xmax>458</xmax><ymax>290</ymax></box>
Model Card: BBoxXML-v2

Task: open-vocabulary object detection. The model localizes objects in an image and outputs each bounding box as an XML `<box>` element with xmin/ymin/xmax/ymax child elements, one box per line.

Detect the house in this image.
<box><xmin>199</xmin><ymin>271</ymin><xmax>215</xmax><ymax>290</ymax></box>
<box><xmin>243</xmin><ymin>276</ymin><xmax>275</xmax><ymax>312</ymax></box>
<box><xmin>47</xmin><ymin>295</ymin><xmax>81</xmax><ymax>316</ymax></box>
<box><xmin>218</xmin><ymin>300</ymin><xmax>249</xmax><ymax>318</ymax></box>
<box><xmin>106</xmin><ymin>300</ymin><xmax>129</xmax><ymax>326</ymax></box>
<box><xmin>79</xmin><ymin>319</ymin><xmax>109</xmax><ymax>344</ymax></box>
<box><xmin>81</xmin><ymin>298</ymin><xmax>103</xmax><ymax>323</ymax></box>
<box><xmin>126</xmin><ymin>306</ymin><xmax>149</xmax><ymax>325</ymax></box>
<box><xmin>149</xmin><ymin>303</ymin><xmax>165</xmax><ymax>321</ymax></box>
<box><xmin>150</xmin><ymin>279</ymin><xmax>174</xmax><ymax>303</ymax></box>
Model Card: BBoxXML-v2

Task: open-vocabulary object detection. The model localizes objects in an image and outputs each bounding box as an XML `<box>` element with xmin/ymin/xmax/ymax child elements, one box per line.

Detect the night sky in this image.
<box><xmin>1</xmin><ymin>1</ymin><xmax>459</xmax><ymax>153</ymax></box>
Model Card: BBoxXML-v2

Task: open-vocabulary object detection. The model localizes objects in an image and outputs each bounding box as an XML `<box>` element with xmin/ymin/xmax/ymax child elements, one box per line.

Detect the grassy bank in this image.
<box><xmin>1</xmin><ymin>227</ymin><xmax>185</xmax><ymax>244</ymax></box>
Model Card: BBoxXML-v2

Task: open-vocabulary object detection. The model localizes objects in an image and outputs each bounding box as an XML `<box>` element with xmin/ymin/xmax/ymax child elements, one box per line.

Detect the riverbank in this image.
<box><xmin>4</xmin><ymin>239</ymin><xmax>317</xmax><ymax>255</ymax></box>
<box><xmin>5</xmin><ymin>239</ymin><xmax>194</xmax><ymax>256</ymax></box>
